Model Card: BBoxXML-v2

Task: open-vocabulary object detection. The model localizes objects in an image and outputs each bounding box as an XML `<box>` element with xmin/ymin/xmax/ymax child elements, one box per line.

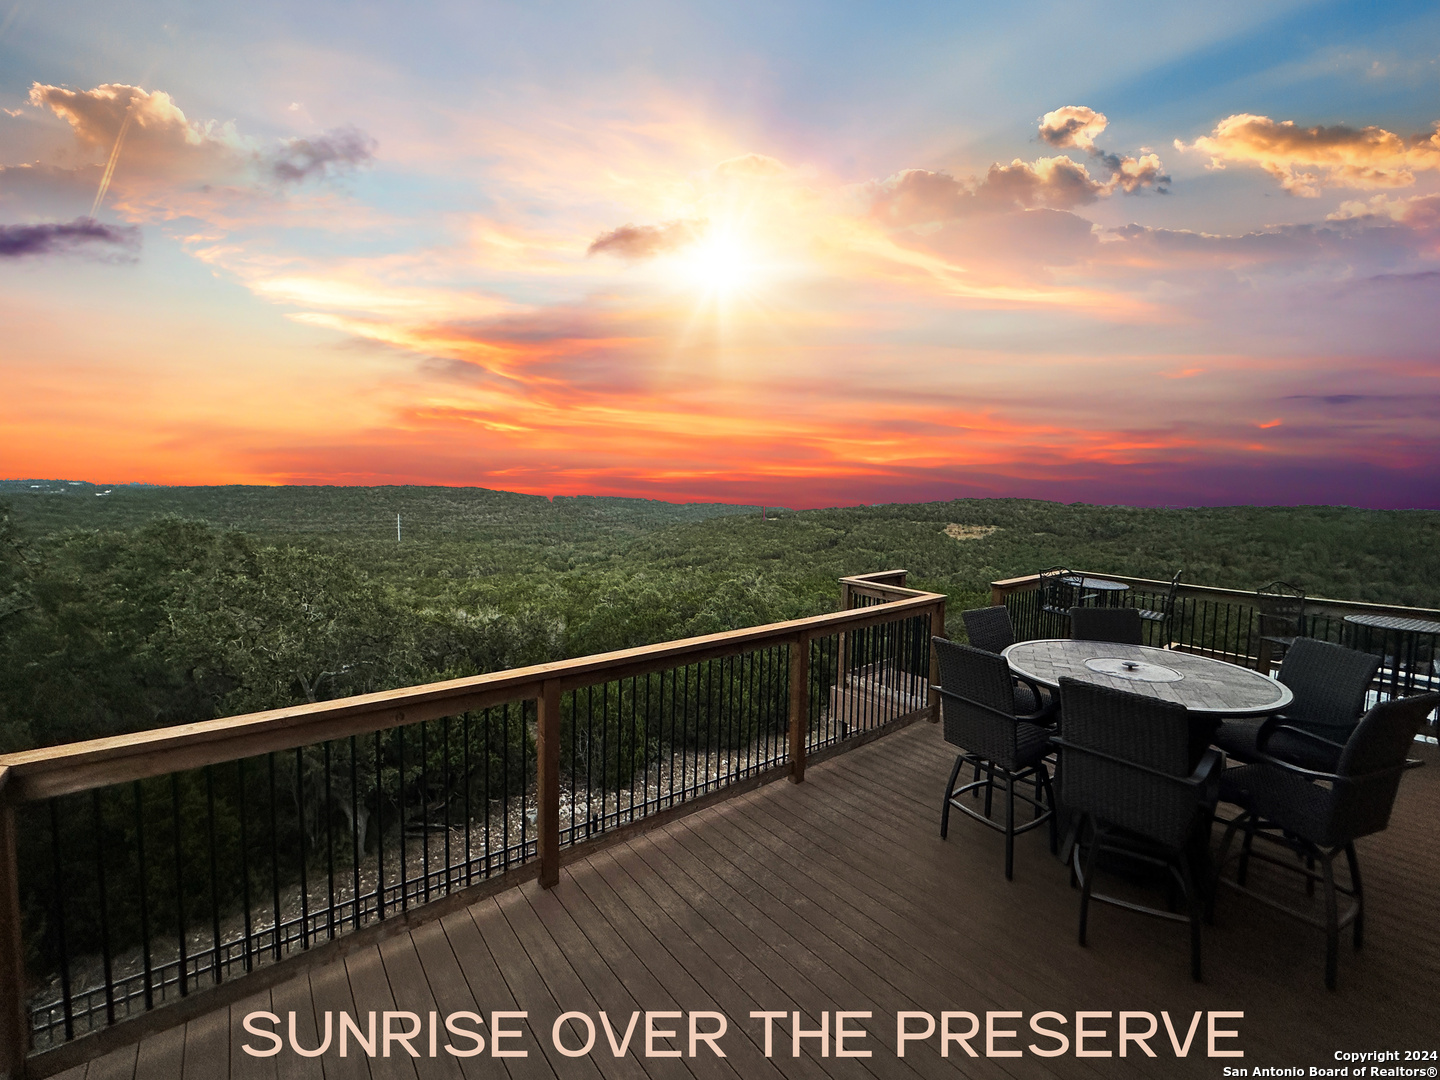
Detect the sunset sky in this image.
<box><xmin>2</xmin><ymin>0</ymin><xmax>1438</xmax><ymax>508</ymax></box>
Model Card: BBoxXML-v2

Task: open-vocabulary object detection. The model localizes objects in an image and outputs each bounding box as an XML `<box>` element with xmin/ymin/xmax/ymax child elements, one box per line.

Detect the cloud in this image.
<box><xmin>587</xmin><ymin>218</ymin><xmax>703</xmax><ymax>259</ymax></box>
<box><xmin>1038</xmin><ymin>106</ymin><xmax>1169</xmax><ymax>194</ymax></box>
<box><xmin>21</xmin><ymin>82</ymin><xmax>378</xmax><ymax>215</ymax></box>
<box><xmin>1328</xmin><ymin>192</ymin><xmax>1440</xmax><ymax>227</ymax></box>
<box><xmin>711</xmin><ymin>153</ymin><xmax>787</xmax><ymax>180</ymax></box>
<box><xmin>1039</xmin><ymin>106</ymin><xmax>1109</xmax><ymax>150</ymax></box>
<box><xmin>980</xmin><ymin>156</ymin><xmax>1108</xmax><ymax>209</ymax></box>
<box><xmin>1177</xmin><ymin>114</ymin><xmax>1440</xmax><ymax>195</ymax></box>
<box><xmin>269</xmin><ymin>126</ymin><xmax>377</xmax><ymax>185</ymax></box>
<box><xmin>866</xmin><ymin>157</ymin><xmax>1106</xmax><ymax>226</ymax></box>
<box><xmin>0</xmin><ymin>216</ymin><xmax>138</xmax><ymax>258</ymax></box>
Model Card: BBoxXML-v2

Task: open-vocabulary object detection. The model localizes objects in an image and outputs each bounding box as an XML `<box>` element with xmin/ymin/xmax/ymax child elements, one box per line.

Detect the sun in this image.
<box><xmin>676</xmin><ymin>228</ymin><xmax>764</xmax><ymax>297</ymax></box>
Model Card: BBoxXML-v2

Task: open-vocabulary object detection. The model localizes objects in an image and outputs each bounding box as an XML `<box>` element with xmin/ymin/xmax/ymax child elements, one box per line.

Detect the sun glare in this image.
<box><xmin>677</xmin><ymin>229</ymin><xmax>764</xmax><ymax>297</ymax></box>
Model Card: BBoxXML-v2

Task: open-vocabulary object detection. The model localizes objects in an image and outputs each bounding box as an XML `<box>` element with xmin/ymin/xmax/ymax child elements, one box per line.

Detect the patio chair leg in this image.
<box><xmin>1078</xmin><ymin>821</ymin><xmax>1100</xmax><ymax>946</ymax></box>
<box><xmin>1322</xmin><ymin>851</ymin><xmax>1340</xmax><ymax>990</ymax></box>
<box><xmin>1209</xmin><ymin>813</ymin><xmax>1245</xmax><ymax>924</ymax></box>
<box><xmin>984</xmin><ymin>764</ymin><xmax>995</xmax><ymax>818</ymax></box>
<box><xmin>1237</xmin><ymin>819</ymin><xmax>1257</xmax><ymax>886</ymax></box>
<box><xmin>972</xmin><ymin>759</ymin><xmax>983</xmax><ymax>797</ymax></box>
<box><xmin>1004</xmin><ymin>773</ymin><xmax>1016</xmax><ymax>881</ymax></box>
<box><xmin>1344</xmin><ymin>843</ymin><xmax>1364</xmax><ymax>949</ymax></box>
<box><xmin>1038</xmin><ymin>764</ymin><xmax>1057</xmax><ymax>855</ymax></box>
<box><xmin>1180</xmin><ymin>855</ymin><xmax>1203</xmax><ymax>983</ymax></box>
<box><xmin>941</xmin><ymin>754</ymin><xmax>964</xmax><ymax>839</ymax></box>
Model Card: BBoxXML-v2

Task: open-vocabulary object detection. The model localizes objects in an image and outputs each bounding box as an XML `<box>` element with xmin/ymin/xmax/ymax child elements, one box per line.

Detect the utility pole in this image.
<box><xmin>396</xmin><ymin>513</ymin><xmax>402</xmax><ymax>542</ymax></box>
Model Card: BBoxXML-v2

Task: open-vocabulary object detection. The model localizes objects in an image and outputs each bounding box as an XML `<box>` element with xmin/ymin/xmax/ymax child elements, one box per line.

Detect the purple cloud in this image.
<box><xmin>0</xmin><ymin>217</ymin><xmax>139</xmax><ymax>258</ymax></box>
<box><xmin>269</xmin><ymin>126</ymin><xmax>378</xmax><ymax>184</ymax></box>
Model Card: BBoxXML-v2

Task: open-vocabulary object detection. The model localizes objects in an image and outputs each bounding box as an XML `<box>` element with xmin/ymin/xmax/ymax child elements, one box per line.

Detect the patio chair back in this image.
<box><xmin>1038</xmin><ymin>566</ymin><xmax>1077</xmax><ymax>615</ymax></box>
<box><xmin>933</xmin><ymin>637</ymin><xmax>1028</xmax><ymax>768</ymax></box>
<box><xmin>1328</xmin><ymin>693</ymin><xmax>1440</xmax><ymax>841</ymax></box>
<box><xmin>1069</xmin><ymin>606</ymin><xmax>1144</xmax><ymax>646</ymax></box>
<box><xmin>1276</xmin><ymin>639</ymin><xmax>1382</xmax><ymax>740</ymax></box>
<box><xmin>961</xmin><ymin>605</ymin><xmax>1016</xmax><ymax>654</ymax></box>
<box><xmin>1257</xmin><ymin>581</ymin><xmax>1306</xmax><ymax>641</ymax></box>
<box><xmin>1057</xmin><ymin>678</ymin><xmax>1215</xmax><ymax>849</ymax></box>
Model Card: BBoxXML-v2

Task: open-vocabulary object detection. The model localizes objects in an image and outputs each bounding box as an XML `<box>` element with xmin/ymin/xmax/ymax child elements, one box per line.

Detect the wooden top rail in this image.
<box><xmin>990</xmin><ymin>571</ymin><xmax>1440</xmax><ymax>622</ymax></box>
<box><xmin>0</xmin><ymin>587</ymin><xmax>946</xmax><ymax>805</ymax></box>
<box><xmin>840</xmin><ymin>571</ymin><xmax>936</xmax><ymax>603</ymax></box>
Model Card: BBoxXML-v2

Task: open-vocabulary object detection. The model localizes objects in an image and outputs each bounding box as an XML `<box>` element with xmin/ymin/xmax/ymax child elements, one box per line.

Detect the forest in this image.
<box><xmin>3</xmin><ymin>479</ymin><xmax>1439</xmax><ymax>754</ymax></box>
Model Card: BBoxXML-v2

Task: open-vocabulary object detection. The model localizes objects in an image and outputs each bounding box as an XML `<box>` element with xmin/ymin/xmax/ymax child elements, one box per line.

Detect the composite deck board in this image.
<box><xmin>228</xmin><ymin>989</ymin><xmax>280</xmax><ymax>1080</ymax></box>
<box><xmin>577</xmin><ymin>842</ymin><xmax>833</xmax><ymax>1080</ymax></box>
<box><xmin>44</xmin><ymin>722</ymin><xmax>1439</xmax><ymax>1080</ymax></box>
<box><xmin>437</xmin><ymin>907</ymin><xmax>558</xmax><ymax>1080</ymax></box>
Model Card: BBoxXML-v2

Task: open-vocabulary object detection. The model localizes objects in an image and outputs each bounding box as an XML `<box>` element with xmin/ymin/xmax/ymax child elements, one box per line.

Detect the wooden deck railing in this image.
<box><xmin>0</xmin><ymin>572</ymin><xmax>944</xmax><ymax>1078</ymax></box>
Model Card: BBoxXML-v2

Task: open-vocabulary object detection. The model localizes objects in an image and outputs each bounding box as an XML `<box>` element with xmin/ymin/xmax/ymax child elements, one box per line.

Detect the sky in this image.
<box><xmin>2</xmin><ymin>0</ymin><xmax>1439</xmax><ymax>509</ymax></box>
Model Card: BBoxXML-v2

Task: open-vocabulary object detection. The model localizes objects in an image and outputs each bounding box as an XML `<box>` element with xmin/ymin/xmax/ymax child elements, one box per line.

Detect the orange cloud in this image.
<box><xmin>1178</xmin><ymin>114</ymin><xmax>1440</xmax><ymax>195</ymax></box>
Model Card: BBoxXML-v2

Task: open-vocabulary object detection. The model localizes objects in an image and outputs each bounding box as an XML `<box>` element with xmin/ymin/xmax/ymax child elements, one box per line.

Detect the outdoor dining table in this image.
<box><xmin>1342</xmin><ymin>612</ymin><xmax>1440</xmax><ymax>701</ymax></box>
<box><xmin>1060</xmin><ymin>575</ymin><xmax>1129</xmax><ymax>608</ymax></box>
<box><xmin>1001</xmin><ymin>639</ymin><xmax>1293</xmax><ymax>716</ymax></box>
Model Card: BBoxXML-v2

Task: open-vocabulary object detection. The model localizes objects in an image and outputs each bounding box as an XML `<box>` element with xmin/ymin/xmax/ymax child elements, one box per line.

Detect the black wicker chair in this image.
<box><xmin>1053</xmin><ymin>678</ymin><xmax>1224</xmax><ymax>981</ymax></box>
<box><xmin>1214</xmin><ymin>639</ymin><xmax>1381</xmax><ymax>771</ymax></box>
<box><xmin>934</xmin><ymin>637</ymin><xmax>1057</xmax><ymax>880</ymax></box>
<box><xmin>1038</xmin><ymin>566</ymin><xmax>1079</xmax><ymax>633</ymax></box>
<box><xmin>962</xmin><ymin>605</ymin><xmax>1016</xmax><ymax>654</ymax></box>
<box><xmin>1137</xmin><ymin>570</ymin><xmax>1182</xmax><ymax>648</ymax></box>
<box><xmin>1214</xmin><ymin>691</ymin><xmax>1438</xmax><ymax>989</ymax></box>
<box><xmin>1069</xmin><ymin>606</ymin><xmax>1144</xmax><ymax>646</ymax></box>
<box><xmin>1256</xmin><ymin>581</ymin><xmax>1306</xmax><ymax>667</ymax></box>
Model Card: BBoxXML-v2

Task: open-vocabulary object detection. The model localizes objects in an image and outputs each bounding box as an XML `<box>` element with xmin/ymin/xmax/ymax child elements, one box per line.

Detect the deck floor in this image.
<box><xmin>44</xmin><ymin>721</ymin><xmax>1440</xmax><ymax>1080</ymax></box>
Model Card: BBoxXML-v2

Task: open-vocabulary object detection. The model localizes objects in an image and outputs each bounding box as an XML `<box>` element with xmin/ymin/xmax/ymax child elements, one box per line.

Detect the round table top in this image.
<box><xmin>1002</xmin><ymin>639</ymin><xmax>1293</xmax><ymax>716</ymax></box>
<box><xmin>1343</xmin><ymin>612</ymin><xmax>1440</xmax><ymax>635</ymax></box>
<box><xmin>1060</xmin><ymin>575</ymin><xmax>1129</xmax><ymax>592</ymax></box>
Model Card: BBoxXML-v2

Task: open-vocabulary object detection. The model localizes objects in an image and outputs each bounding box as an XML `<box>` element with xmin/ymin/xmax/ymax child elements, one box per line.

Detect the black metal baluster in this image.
<box><xmin>205</xmin><ymin>766</ymin><xmax>222</xmax><ymax>983</ymax></box>
<box><xmin>268</xmin><ymin>754</ymin><xmax>281</xmax><ymax>958</ymax></box>
<box><xmin>421</xmin><ymin>721</ymin><xmax>431</xmax><ymax>904</ymax></box>
<box><xmin>238</xmin><ymin>760</ymin><xmax>253</xmax><ymax>974</ymax></box>
<box><xmin>443</xmin><ymin>716</ymin><xmax>452</xmax><ymax>892</ymax></box>
<box><xmin>600</xmin><ymin>682</ymin><xmax>610</xmax><ymax>830</ymax></box>
<box><xmin>295</xmin><ymin>748</ymin><xmax>309</xmax><ymax>949</ymax></box>
<box><xmin>91</xmin><ymin>791</ymin><xmax>115</xmax><ymax>1025</ymax></box>
<box><xmin>584</xmin><ymin>687</ymin><xmax>594</xmax><ymax>836</ymax></box>
<box><xmin>49</xmin><ymin>800</ymin><xmax>73</xmax><ymax>1039</ymax></box>
<box><xmin>134</xmin><ymin>781</ymin><xmax>154</xmax><ymax>1010</ymax></box>
<box><xmin>397</xmin><ymin>725</ymin><xmax>408</xmax><ymax>912</ymax></box>
<box><xmin>645</xmin><ymin>673</ymin><xmax>656</xmax><ymax>817</ymax></box>
<box><xmin>502</xmin><ymin>703</ymin><xmax>510</xmax><ymax>872</ymax></box>
<box><xmin>350</xmin><ymin>736</ymin><xmax>361</xmax><ymax>930</ymax></box>
<box><xmin>375</xmin><ymin>729</ymin><xmax>385</xmax><ymax>920</ymax></box>
<box><xmin>464</xmin><ymin>715</ymin><xmax>473</xmax><ymax>886</ymax></box>
<box><xmin>521</xmin><ymin>700</ymin><xmax>529</xmax><ymax>861</ymax></box>
<box><xmin>171</xmin><ymin>774</ymin><xmax>188</xmax><ymax>996</ymax></box>
<box><xmin>324</xmin><ymin>742</ymin><xmax>335</xmax><ymax>940</ymax></box>
<box><xmin>483</xmin><ymin>708</ymin><xmax>492</xmax><ymax>876</ymax></box>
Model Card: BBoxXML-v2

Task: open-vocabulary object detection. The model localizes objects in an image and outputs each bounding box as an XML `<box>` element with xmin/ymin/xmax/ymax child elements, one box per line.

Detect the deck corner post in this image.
<box><xmin>0</xmin><ymin>774</ymin><xmax>28</xmax><ymax>1080</ymax></box>
<box><xmin>788</xmin><ymin>635</ymin><xmax>810</xmax><ymax>784</ymax></box>
<box><xmin>535</xmin><ymin>682</ymin><xmax>562</xmax><ymax>888</ymax></box>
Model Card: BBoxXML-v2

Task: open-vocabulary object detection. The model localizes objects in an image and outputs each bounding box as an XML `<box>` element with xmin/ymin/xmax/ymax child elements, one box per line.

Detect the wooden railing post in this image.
<box><xmin>535</xmin><ymin>682</ymin><xmax>561</xmax><ymax>888</ymax></box>
<box><xmin>0</xmin><ymin>771</ymin><xmax>27</xmax><ymax>1080</ymax></box>
<box><xmin>927</xmin><ymin>597</ymin><xmax>946</xmax><ymax>722</ymax></box>
<box><xmin>788</xmin><ymin>635</ymin><xmax>810</xmax><ymax>784</ymax></box>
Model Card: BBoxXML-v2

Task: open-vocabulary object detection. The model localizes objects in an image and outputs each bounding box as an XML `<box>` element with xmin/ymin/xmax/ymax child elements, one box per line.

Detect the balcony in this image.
<box><xmin>1</xmin><ymin>572</ymin><xmax>1436</xmax><ymax>1078</ymax></box>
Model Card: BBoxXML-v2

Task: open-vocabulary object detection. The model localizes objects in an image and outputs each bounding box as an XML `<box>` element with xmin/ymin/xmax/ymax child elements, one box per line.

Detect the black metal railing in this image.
<box><xmin>999</xmin><ymin>573</ymin><xmax>1440</xmax><ymax>731</ymax></box>
<box><xmin>4</xmin><ymin>573</ymin><xmax>944</xmax><ymax>1060</ymax></box>
<box><xmin>22</xmin><ymin>703</ymin><xmax>536</xmax><ymax>1048</ymax></box>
